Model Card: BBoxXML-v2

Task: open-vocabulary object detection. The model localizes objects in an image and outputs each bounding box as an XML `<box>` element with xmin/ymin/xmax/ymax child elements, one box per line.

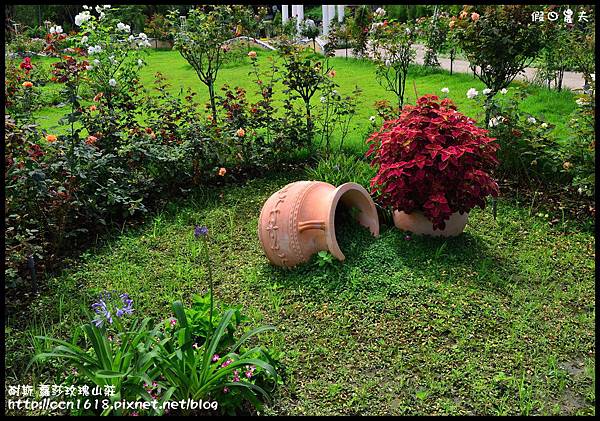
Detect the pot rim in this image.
<box><xmin>325</xmin><ymin>182</ymin><xmax>380</xmax><ymax>261</ymax></box>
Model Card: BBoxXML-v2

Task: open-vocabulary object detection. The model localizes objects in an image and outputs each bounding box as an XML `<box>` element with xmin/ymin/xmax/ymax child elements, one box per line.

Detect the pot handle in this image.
<box><xmin>298</xmin><ymin>220</ymin><xmax>326</xmax><ymax>232</ymax></box>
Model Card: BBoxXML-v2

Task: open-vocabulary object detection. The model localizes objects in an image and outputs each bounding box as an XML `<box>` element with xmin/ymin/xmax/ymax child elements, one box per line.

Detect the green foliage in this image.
<box><xmin>418</xmin><ymin>12</ymin><xmax>451</xmax><ymax>67</ymax></box>
<box><xmin>144</xmin><ymin>13</ymin><xmax>172</xmax><ymax>45</ymax></box>
<box><xmin>369</xmin><ymin>19</ymin><xmax>417</xmax><ymax>109</ymax></box>
<box><xmin>452</xmin><ymin>5</ymin><xmax>544</xmax><ymax>94</ymax></box>
<box><xmin>6</xmin><ymin>34</ymin><xmax>46</xmax><ymax>55</ymax></box>
<box><xmin>564</xmin><ymin>90</ymin><xmax>595</xmax><ymax>198</ymax></box>
<box><xmin>315</xmin><ymin>251</ymin><xmax>335</xmax><ymax>267</ymax></box>
<box><xmin>536</xmin><ymin>17</ymin><xmax>576</xmax><ymax>91</ymax></box>
<box><xmin>477</xmin><ymin>89</ymin><xmax>562</xmax><ymax>184</ymax></box>
<box><xmin>29</xmin><ymin>296</ymin><xmax>279</xmax><ymax>415</ymax></box>
<box><xmin>169</xmin><ymin>5</ymin><xmax>238</xmax><ymax>122</ymax></box>
<box><xmin>349</xmin><ymin>5</ymin><xmax>372</xmax><ymax>58</ymax></box>
<box><xmin>155</xmin><ymin>301</ymin><xmax>278</xmax><ymax>414</ymax></box>
<box><xmin>277</xmin><ymin>40</ymin><xmax>332</xmax><ymax>144</ymax></box>
<box><xmin>306</xmin><ymin>152</ymin><xmax>375</xmax><ymax>190</ymax></box>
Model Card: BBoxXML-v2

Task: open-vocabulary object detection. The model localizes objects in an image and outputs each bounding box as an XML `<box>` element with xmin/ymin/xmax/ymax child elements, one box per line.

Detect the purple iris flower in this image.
<box><xmin>194</xmin><ymin>225</ymin><xmax>208</xmax><ymax>238</ymax></box>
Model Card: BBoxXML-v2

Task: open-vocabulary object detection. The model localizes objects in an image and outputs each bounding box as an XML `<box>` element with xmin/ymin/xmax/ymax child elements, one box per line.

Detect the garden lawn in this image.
<box><xmin>30</xmin><ymin>48</ymin><xmax>577</xmax><ymax>154</ymax></box>
<box><xmin>6</xmin><ymin>168</ymin><xmax>595</xmax><ymax>416</ymax></box>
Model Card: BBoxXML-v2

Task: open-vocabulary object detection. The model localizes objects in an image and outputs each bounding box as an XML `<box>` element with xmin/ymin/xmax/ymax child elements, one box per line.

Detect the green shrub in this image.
<box><xmin>306</xmin><ymin>152</ymin><xmax>375</xmax><ymax>189</ymax></box>
<box><xmin>470</xmin><ymin>87</ymin><xmax>563</xmax><ymax>185</ymax></box>
<box><xmin>563</xmin><ymin>92</ymin><xmax>595</xmax><ymax>198</ymax></box>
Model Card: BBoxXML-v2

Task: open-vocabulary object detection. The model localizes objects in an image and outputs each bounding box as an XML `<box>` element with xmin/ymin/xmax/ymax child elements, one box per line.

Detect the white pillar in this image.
<box><xmin>291</xmin><ymin>5</ymin><xmax>297</xmax><ymax>18</ymax></box>
<box><xmin>297</xmin><ymin>5</ymin><xmax>304</xmax><ymax>22</ymax></box>
<box><xmin>337</xmin><ymin>5</ymin><xmax>344</xmax><ymax>23</ymax></box>
<box><xmin>282</xmin><ymin>5</ymin><xmax>289</xmax><ymax>24</ymax></box>
<box><xmin>322</xmin><ymin>5</ymin><xmax>330</xmax><ymax>35</ymax></box>
<box><xmin>328</xmin><ymin>5</ymin><xmax>336</xmax><ymax>26</ymax></box>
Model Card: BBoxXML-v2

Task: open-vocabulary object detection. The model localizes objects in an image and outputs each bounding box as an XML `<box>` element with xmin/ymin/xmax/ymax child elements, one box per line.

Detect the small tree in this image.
<box><xmin>277</xmin><ymin>40</ymin><xmax>331</xmax><ymax>146</ymax></box>
<box><xmin>418</xmin><ymin>8</ymin><xmax>450</xmax><ymax>68</ymax></box>
<box><xmin>369</xmin><ymin>20</ymin><xmax>416</xmax><ymax>110</ymax></box>
<box><xmin>145</xmin><ymin>13</ymin><xmax>170</xmax><ymax>48</ymax></box>
<box><xmin>169</xmin><ymin>6</ymin><xmax>235</xmax><ymax>123</ymax></box>
<box><xmin>569</xmin><ymin>12</ymin><xmax>595</xmax><ymax>85</ymax></box>
<box><xmin>350</xmin><ymin>5</ymin><xmax>372</xmax><ymax>59</ymax></box>
<box><xmin>452</xmin><ymin>5</ymin><xmax>543</xmax><ymax>95</ymax></box>
<box><xmin>300</xmin><ymin>19</ymin><xmax>320</xmax><ymax>52</ymax></box>
<box><xmin>452</xmin><ymin>5</ymin><xmax>544</xmax><ymax>125</ymax></box>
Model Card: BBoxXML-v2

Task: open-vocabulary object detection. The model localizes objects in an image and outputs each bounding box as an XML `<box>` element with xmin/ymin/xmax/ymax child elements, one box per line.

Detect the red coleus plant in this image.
<box><xmin>366</xmin><ymin>94</ymin><xmax>500</xmax><ymax>230</ymax></box>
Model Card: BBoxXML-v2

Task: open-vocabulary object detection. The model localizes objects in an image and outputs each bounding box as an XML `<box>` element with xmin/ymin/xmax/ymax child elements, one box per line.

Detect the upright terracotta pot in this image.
<box><xmin>393</xmin><ymin>210</ymin><xmax>468</xmax><ymax>237</ymax></box>
<box><xmin>258</xmin><ymin>181</ymin><xmax>379</xmax><ymax>267</ymax></box>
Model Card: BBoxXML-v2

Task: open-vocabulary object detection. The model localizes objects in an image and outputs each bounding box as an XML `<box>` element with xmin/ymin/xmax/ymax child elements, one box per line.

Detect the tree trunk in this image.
<box><xmin>208</xmin><ymin>80</ymin><xmax>218</xmax><ymax>123</ymax></box>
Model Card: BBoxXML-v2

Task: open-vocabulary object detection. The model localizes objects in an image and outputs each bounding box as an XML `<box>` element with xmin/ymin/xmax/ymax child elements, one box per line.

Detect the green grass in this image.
<box><xmin>28</xmin><ymin>48</ymin><xmax>577</xmax><ymax>154</ymax></box>
<box><xmin>6</xmin><ymin>168</ymin><xmax>595</xmax><ymax>415</ymax></box>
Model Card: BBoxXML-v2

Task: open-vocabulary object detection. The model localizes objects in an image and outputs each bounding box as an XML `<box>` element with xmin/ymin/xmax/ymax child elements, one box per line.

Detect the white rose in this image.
<box><xmin>75</xmin><ymin>11</ymin><xmax>91</xmax><ymax>26</ymax></box>
<box><xmin>527</xmin><ymin>116</ymin><xmax>537</xmax><ymax>124</ymax></box>
<box><xmin>441</xmin><ymin>87</ymin><xmax>449</xmax><ymax>94</ymax></box>
<box><xmin>488</xmin><ymin>117</ymin><xmax>499</xmax><ymax>127</ymax></box>
<box><xmin>541</xmin><ymin>122</ymin><xmax>548</xmax><ymax>128</ymax></box>
<box><xmin>49</xmin><ymin>26</ymin><xmax>56</xmax><ymax>34</ymax></box>
<box><xmin>137</xmin><ymin>59</ymin><xmax>144</xmax><ymax>67</ymax></box>
<box><xmin>56</xmin><ymin>26</ymin><xmax>63</xmax><ymax>34</ymax></box>
<box><xmin>109</xmin><ymin>79</ymin><xmax>117</xmax><ymax>87</ymax></box>
<box><xmin>83</xmin><ymin>5</ymin><xmax>90</xmax><ymax>10</ymax></box>
<box><xmin>117</xmin><ymin>22</ymin><xmax>131</xmax><ymax>33</ymax></box>
<box><xmin>95</xmin><ymin>5</ymin><xmax>103</xmax><ymax>14</ymax></box>
<box><xmin>466</xmin><ymin>88</ymin><xmax>478</xmax><ymax>99</ymax></box>
<box><xmin>320</xmin><ymin>96</ymin><xmax>326</xmax><ymax>103</ymax></box>
<box><xmin>500</xmin><ymin>88</ymin><xmax>508</xmax><ymax>94</ymax></box>
<box><xmin>81</xmin><ymin>35</ymin><xmax>88</xmax><ymax>44</ymax></box>
<box><xmin>482</xmin><ymin>88</ymin><xmax>492</xmax><ymax>95</ymax></box>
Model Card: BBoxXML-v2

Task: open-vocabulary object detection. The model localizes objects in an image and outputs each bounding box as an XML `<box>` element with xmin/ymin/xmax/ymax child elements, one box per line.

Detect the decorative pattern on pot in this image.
<box><xmin>258</xmin><ymin>181</ymin><xmax>379</xmax><ymax>267</ymax></box>
<box><xmin>393</xmin><ymin>210</ymin><xmax>468</xmax><ymax>237</ymax></box>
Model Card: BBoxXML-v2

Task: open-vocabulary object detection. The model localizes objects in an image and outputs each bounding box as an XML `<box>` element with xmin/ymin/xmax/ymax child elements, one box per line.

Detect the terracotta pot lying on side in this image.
<box><xmin>393</xmin><ymin>210</ymin><xmax>469</xmax><ymax>237</ymax></box>
<box><xmin>258</xmin><ymin>181</ymin><xmax>380</xmax><ymax>268</ymax></box>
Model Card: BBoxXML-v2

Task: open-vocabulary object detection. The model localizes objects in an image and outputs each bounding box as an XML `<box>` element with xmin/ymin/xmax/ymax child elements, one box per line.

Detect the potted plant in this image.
<box><xmin>366</xmin><ymin>94</ymin><xmax>499</xmax><ymax>236</ymax></box>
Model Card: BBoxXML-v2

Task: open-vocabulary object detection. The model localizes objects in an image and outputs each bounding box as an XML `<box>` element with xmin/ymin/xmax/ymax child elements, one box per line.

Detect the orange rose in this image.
<box><xmin>471</xmin><ymin>12</ymin><xmax>480</xmax><ymax>21</ymax></box>
<box><xmin>85</xmin><ymin>135</ymin><xmax>98</xmax><ymax>145</ymax></box>
<box><xmin>89</xmin><ymin>105</ymin><xmax>97</xmax><ymax>111</ymax></box>
<box><xmin>45</xmin><ymin>134</ymin><xmax>57</xmax><ymax>142</ymax></box>
<box><xmin>563</xmin><ymin>161</ymin><xmax>573</xmax><ymax>170</ymax></box>
<box><xmin>218</xmin><ymin>167</ymin><xmax>227</xmax><ymax>176</ymax></box>
<box><xmin>93</xmin><ymin>92</ymin><xmax>104</xmax><ymax>102</ymax></box>
<box><xmin>328</xmin><ymin>70</ymin><xmax>336</xmax><ymax>78</ymax></box>
<box><xmin>248</xmin><ymin>51</ymin><xmax>257</xmax><ymax>59</ymax></box>
<box><xmin>22</xmin><ymin>81</ymin><xmax>33</xmax><ymax>88</ymax></box>
<box><xmin>236</xmin><ymin>128</ymin><xmax>245</xmax><ymax>137</ymax></box>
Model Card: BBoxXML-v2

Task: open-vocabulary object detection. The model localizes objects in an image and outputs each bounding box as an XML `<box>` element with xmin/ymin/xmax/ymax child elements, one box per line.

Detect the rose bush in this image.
<box><xmin>367</xmin><ymin>95</ymin><xmax>500</xmax><ymax>230</ymax></box>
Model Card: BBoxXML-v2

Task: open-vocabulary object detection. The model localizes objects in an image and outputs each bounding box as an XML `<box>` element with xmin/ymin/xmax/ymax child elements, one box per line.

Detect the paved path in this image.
<box><xmin>333</xmin><ymin>43</ymin><xmax>586</xmax><ymax>91</ymax></box>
